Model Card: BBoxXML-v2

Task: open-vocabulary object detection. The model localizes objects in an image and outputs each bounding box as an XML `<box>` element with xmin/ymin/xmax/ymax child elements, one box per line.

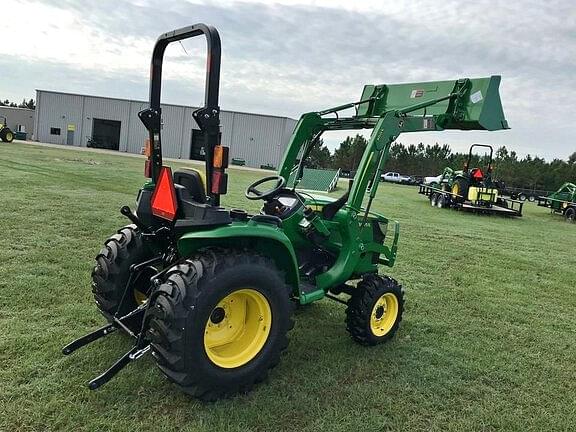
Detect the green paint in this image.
<box><xmin>543</xmin><ymin>182</ymin><xmax>576</xmax><ymax>212</ymax></box>
<box><xmin>178</xmin><ymin>221</ymin><xmax>300</xmax><ymax>292</ymax></box>
<box><xmin>176</xmin><ymin>76</ymin><xmax>508</xmax><ymax>304</ymax></box>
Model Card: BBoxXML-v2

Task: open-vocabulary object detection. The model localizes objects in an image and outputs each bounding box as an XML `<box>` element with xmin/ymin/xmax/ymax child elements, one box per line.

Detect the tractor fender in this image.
<box><xmin>177</xmin><ymin>222</ymin><xmax>299</xmax><ymax>292</ymax></box>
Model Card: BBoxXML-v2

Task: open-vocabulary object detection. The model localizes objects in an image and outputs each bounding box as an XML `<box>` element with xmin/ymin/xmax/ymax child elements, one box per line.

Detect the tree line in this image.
<box><xmin>307</xmin><ymin>134</ymin><xmax>576</xmax><ymax>192</ymax></box>
<box><xmin>0</xmin><ymin>98</ymin><xmax>35</xmax><ymax>109</ymax></box>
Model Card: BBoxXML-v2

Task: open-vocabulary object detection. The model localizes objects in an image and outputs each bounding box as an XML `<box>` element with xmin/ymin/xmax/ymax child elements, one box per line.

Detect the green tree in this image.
<box><xmin>307</xmin><ymin>139</ymin><xmax>331</xmax><ymax>168</ymax></box>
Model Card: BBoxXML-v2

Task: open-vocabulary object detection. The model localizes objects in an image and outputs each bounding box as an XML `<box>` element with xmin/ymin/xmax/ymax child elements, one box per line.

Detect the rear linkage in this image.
<box><xmin>63</xmin><ymin>23</ymin><xmax>224</xmax><ymax>390</ymax></box>
<box><xmin>62</xmin><ymin>207</ymin><xmax>178</xmax><ymax>390</ymax></box>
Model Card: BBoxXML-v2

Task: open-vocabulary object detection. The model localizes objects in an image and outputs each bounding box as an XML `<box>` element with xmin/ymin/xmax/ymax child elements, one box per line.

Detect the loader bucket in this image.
<box><xmin>358</xmin><ymin>75</ymin><xmax>508</xmax><ymax>131</ymax></box>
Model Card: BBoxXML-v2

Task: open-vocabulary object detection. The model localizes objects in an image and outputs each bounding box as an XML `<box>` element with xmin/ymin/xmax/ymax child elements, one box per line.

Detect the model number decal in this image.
<box><xmin>470</xmin><ymin>91</ymin><xmax>483</xmax><ymax>104</ymax></box>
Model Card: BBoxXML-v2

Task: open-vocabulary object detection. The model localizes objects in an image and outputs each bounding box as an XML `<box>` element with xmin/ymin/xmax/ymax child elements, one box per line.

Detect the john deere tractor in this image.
<box><xmin>432</xmin><ymin>145</ymin><xmax>501</xmax><ymax>203</ymax></box>
<box><xmin>64</xmin><ymin>23</ymin><xmax>510</xmax><ymax>400</ymax></box>
<box><xmin>448</xmin><ymin>144</ymin><xmax>502</xmax><ymax>204</ymax></box>
<box><xmin>420</xmin><ymin>144</ymin><xmax>522</xmax><ymax>215</ymax></box>
<box><xmin>0</xmin><ymin>116</ymin><xmax>14</xmax><ymax>143</ymax></box>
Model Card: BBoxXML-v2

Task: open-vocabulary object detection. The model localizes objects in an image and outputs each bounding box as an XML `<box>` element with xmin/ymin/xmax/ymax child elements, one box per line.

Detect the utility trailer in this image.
<box><xmin>537</xmin><ymin>182</ymin><xmax>576</xmax><ymax>223</ymax></box>
<box><xmin>501</xmin><ymin>186</ymin><xmax>550</xmax><ymax>202</ymax></box>
<box><xmin>419</xmin><ymin>184</ymin><xmax>523</xmax><ymax>216</ymax></box>
<box><xmin>418</xmin><ymin>143</ymin><xmax>523</xmax><ymax>216</ymax></box>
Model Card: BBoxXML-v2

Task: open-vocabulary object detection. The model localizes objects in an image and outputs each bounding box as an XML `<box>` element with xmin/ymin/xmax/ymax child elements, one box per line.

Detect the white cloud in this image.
<box><xmin>1</xmin><ymin>0</ymin><xmax>575</xmax><ymax>159</ymax></box>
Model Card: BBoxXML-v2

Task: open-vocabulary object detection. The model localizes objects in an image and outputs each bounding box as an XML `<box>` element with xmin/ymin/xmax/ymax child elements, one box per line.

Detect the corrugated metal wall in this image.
<box><xmin>0</xmin><ymin>107</ymin><xmax>35</xmax><ymax>138</ymax></box>
<box><xmin>35</xmin><ymin>92</ymin><xmax>84</xmax><ymax>146</ymax></box>
<box><xmin>34</xmin><ymin>91</ymin><xmax>297</xmax><ymax>168</ymax></box>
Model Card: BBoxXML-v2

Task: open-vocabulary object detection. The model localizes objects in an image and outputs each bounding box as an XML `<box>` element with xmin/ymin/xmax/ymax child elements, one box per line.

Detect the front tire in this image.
<box><xmin>345</xmin><ymin>275</ymin><xmax>404</xmax><ymax>346</ymax></box>
<box><xmin>565</xmin><ymin>207</ymin><xmax>575</xmax><ymax>223</ymax></box>
<box><xmin>146</xmin><ymin>249</ymin><xmax>294</xmax><ymax>400</ymax></box>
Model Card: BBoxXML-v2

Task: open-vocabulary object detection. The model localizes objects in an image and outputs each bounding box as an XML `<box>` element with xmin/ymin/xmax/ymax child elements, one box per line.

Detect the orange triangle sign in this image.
<box><xmin>151</xmin><ymin>166</ymin><xmax>178</xmax><ymax>221</ymax></box>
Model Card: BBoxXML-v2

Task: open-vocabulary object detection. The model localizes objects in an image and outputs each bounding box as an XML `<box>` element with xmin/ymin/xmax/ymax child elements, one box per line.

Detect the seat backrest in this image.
<box><xmin>173</xmin><ymin>168</ymin><xmax>207</xmax><ymax>203</ymax></box>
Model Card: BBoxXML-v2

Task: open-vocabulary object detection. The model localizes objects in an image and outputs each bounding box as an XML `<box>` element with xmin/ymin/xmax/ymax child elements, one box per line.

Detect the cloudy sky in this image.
<box><xmin>2</xmin><ymin>0</ymin><xmax>575</xmax><ymax>159</ymax></box>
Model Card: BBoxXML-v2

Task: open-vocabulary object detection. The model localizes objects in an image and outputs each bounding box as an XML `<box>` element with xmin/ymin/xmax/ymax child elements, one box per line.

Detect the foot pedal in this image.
<box><xmin>299</xmin><ymin>282</ymin><xmax>317</xmax><ymax>296</ymax></box>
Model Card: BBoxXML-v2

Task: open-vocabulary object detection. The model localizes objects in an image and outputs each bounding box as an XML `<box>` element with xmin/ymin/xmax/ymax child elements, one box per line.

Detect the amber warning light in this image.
<box><xmin>211</xmin><ymin>145</ymin><xmax>229</xmax><ymax>195</ymax></box>
<box><xmin>151</xmin><ymin>166</ymin><xmax>178</xmax><ymax>221</ymax></box>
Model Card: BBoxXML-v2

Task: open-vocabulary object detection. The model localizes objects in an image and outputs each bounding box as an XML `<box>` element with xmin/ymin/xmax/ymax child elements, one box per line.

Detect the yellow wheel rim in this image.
<box><xmin>451</xmin><ymin>182</ymin><xmax>460</xmax><ymax>197</ymax></box>
<box><xmin>204</xmin><ymin>288</ymin><xmax>272</xmax><ymax>369</ymax></box>
<box><xmin>370</xmin><ymin>293</ymin><xmax>399</xmax><ymax>337</ymax></box>
<box><xmin>6</xmin><ymin>132</ymin><xmax>13</xmax><ymax>141</ymax></box>
<box><xmin>133</xmin><ymin>289</ymin><xmax>148</xmax><ymax>305</ymax></box>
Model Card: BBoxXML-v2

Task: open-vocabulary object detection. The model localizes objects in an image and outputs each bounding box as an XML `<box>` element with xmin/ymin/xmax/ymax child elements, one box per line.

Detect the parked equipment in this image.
<box><xmin>0</xmin><ymin>116</ymin><xmax>14</xmax><ymax>143</ymax></box>
<box><xmin>381</xmin><ymin>172</ymin><xmax>414</xmax><ymax>184</ymax></box>
<box><xmin>537</xmin><ymin>182</ymin><xmax>576</xmax><ymax>223</ymax></box>
<box><xmin>501</xmin><ymin>186</ymin><xmax>549</xmax><ymax>202</ymax></box>
<box><xmin>63</xmin><ymin>23</ymin><xmax>511</xmax><ymax>400</ymax></box>
<box><xmin>419</xmin><ymin>144</ymin><xmax>523</xmax><ymax>216</ymax></box>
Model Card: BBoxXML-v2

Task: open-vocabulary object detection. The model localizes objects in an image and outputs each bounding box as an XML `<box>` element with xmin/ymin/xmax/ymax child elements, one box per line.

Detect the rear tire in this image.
<box><xmin>345</xmin><ymin>274</ymin><xmax>404</xmax><ymax>346</ymax></box>
<box><xmin>437</xmin><ymin>194</ymin><xmax>447</xmax><ymax>208</ymax></box>
<box><xmin>451</xmin><ymin>178</ymin><xmax>469</xmax><ymax>203</ymax></box>
<box><xmin>91</xmin><ymin>225</ymin><xmax>156</xmax><ymax>324</ymax></box>
<box><xmin>1</xmin><ymin>129</ymin><xmax>14</xmax><ymax>143</ymax></box>
<box><xmin>146</xmin><ymin>249</ymin><xmax>294</xmax><ymax>401</ymax></box>
<box><xmin>565</xmin><ymin>207</ymin><xmax>575</xmax><ymax>223</ymax></box>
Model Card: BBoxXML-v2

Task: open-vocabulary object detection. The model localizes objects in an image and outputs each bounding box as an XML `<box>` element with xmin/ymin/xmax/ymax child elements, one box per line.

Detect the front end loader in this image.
<box><xmin>64</xmin><ymin>23</ymin><xmax>511</xmax><ymax>400</ymax></box>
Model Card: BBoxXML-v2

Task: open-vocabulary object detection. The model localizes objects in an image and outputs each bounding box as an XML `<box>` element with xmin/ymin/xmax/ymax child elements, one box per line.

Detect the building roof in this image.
<box><xmin>0</xmin><ymin>106</ymin><xmax>35</xmax><ymax>112</ymax></box>
<box><xmin>36</xmin><ymin>89</ymin><xmax>296</xmax><ymax>122</ymax></box>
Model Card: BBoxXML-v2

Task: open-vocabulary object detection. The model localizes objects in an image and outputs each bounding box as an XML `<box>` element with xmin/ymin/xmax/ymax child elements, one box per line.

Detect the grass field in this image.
<box><xmin>1</xmin><ymin>142</ymin><xmax>576</xmax><ymax>432</ymax></box>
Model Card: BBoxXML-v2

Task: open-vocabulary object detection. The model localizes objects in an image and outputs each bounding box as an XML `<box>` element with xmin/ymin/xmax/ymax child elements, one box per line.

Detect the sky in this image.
<box><xmin>1</xmin><ymin>0</ymin><xmax>575</xmax><ymax>160</ymax></box>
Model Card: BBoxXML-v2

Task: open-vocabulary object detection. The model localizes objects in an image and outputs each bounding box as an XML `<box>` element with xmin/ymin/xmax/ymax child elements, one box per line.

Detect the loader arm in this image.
<box><xmin>278</xmin><ymin>76</ymin><xmax>509</xmax><ymax>212</ymax></box>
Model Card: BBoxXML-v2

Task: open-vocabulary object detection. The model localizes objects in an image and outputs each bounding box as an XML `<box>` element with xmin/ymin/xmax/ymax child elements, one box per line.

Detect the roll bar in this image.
<box><xmin>138</xmin><ymin>23</ymin><xmax>222</xmax><ymax>204</ymax></box>
<box><xmin>465</xmin><ymin>144</ymin><xmax>493</xmax><ymax>173</ymax></box>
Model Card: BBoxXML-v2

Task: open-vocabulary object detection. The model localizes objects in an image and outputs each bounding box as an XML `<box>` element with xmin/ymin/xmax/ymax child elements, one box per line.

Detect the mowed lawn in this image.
<box><xmin>1</xmin><ymin>142</ymin><xmax>576</xmax><ymax>432</ymax></box>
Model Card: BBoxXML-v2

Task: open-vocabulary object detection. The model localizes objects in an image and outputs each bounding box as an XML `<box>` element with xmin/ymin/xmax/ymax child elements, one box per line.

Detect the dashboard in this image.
<box><xmin>262</xmin><ymin>192</ymin><xmax>304</xmax><ymax>219</ymax></box>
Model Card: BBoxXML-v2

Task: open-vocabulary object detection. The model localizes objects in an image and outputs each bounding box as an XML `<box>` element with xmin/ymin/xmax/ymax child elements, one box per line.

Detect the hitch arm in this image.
<box><xmin>88</xmin><ymin>345</ymin><xmax>151</xmax><ymax>390</ymax></box>
<box><xmin>62</xmin><ymin>323</ymin><xmax>117</xmax><ymax>355</ymax></box>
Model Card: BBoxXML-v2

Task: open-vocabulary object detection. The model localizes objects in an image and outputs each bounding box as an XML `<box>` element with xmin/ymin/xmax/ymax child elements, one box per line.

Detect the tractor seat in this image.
<box><xmin>173</xmin><ymin>168</ymin><xmax>207</xmax><ymax>203</ymax></box>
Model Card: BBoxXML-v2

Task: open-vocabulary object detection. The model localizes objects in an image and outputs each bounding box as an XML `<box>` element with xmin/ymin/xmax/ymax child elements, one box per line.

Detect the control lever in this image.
<box><xmin>120</xmin><ymin>206</ymin><xmax>151</xmax><ymax>233</ymax></box>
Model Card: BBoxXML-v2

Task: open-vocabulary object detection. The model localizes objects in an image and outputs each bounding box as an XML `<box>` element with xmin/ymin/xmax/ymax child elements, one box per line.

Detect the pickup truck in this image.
<box><xmin>381</xmin><ymin>172</ymin><xmax>413</xmax><ymax>184</ymax></box>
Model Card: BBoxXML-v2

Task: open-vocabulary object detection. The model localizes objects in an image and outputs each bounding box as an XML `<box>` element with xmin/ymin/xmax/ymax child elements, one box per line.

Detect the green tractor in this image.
<box><xmin>0</xmin><ymin>116</ymin><xmax>14</xmax><ymax>143</ymax></box>
<box><xmin>64</xmin><ymin>24</ymin><xmax>510</xmax><ymax>400</ymax></box>
<box><xmin>537</xmin><ymin>182</ymin><xmax>576</xmax><ymax>223</ymax></box>
<box><xmin>448</xmin><ymin>144</ymin><xmax>501</xmax><ymax>204</ymax></box>
<box><xmin>420</xmin><ymin>144</ymin><xmax>522</xmax><ymax>215</ymax></box>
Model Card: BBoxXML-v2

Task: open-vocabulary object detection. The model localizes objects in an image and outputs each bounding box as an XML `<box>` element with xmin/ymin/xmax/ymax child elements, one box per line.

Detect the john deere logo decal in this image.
<box><xmin>410</xmin><ymin>89</ymin><xmax>424</xmax><ymax>98</ymax></box>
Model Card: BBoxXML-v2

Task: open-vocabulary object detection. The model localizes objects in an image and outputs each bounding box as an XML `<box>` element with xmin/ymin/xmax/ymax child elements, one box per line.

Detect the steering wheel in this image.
<box><xmin>245</xmin><ymin>175</ymin><xmax>286</xmax><ymax>200</ymax></box>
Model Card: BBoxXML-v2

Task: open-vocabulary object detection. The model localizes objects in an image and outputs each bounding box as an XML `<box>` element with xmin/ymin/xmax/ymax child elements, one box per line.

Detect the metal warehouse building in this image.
<box><xmin>0</xmin><ymin>106</ymin><xmax>35</xmax><ymax>139</ymax></box>
<box><xmin>34</xmin><ymin>90</ymin><xmax>297</xmax><ymax>169</ymax></box>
